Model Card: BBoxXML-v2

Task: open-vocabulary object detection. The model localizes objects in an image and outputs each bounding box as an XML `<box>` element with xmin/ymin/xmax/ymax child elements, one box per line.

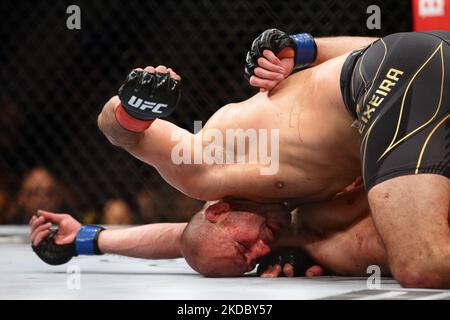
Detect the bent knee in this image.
<box><xmin>392</xmin><ymin>260</ymin><xmax>447</xmax><ymax>289</ymax></box>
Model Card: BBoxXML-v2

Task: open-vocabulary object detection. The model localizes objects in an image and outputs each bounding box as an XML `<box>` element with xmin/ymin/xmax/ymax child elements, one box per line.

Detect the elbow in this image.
<box><xmin>177</xmin><ymin>183</ymin><xmax>214</xmax><ymax>202</ymax></box>
<box><xmin>176</xmin><ymin>169</ymin><xmax>222</xmax><ymax>201</ymax></box>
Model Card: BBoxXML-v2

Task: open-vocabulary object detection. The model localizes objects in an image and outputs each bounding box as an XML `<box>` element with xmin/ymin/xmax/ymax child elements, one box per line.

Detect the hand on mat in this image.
<box><xmin>260</xmin><ymin>263</ymin><xmax>326</xmax><ymax>278</ymax></box>
<box><xmin>29</xmin><ymin>210</ymin><xmax>81</xmax><ymax>246</ymax></box>
<box><xmin>257</xmin><ymin>246</ymin><xmax>325</xmax><ymax>277</ymax></box>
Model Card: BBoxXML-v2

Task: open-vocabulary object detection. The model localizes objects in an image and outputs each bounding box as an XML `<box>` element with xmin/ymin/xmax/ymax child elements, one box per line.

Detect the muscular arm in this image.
<box><xmin>98</xmin><ymin>96</ymin><xmax>219</xmax><ymax>200</ymax></box>
<box><xmin>98</xmin><ymin>223</ymin><xmax>187</xmax><ymax>259</ymax></box>
<box><xmin>314</xmin><ymin>36</ymin><xmax>378</xmax><ymax>65</ymax></box>
<box><xmin>248</xmin><ymin>34</ymin><xmax>378</xmax><ymax>91</ymax></box>
<box><xmin>277</xmin><ymin>187</ymin><xmax>389</xmax><ymax>276</ymax></box>
<box><xmin>296</xmin><ymin>184</ymin><xmax>369</xmax><ymax>234</ymax></box>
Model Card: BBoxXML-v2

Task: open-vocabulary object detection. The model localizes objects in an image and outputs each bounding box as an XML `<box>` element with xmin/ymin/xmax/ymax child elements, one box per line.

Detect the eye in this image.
<box><xmin>265</xmin><ymin>224</ymin><xmax>276</xmax><ymax>241</ymax></box>
<box><xmin>237</xmin><ymin>241</ymin><xmax>248</xmax><ymax>252</ymax></box>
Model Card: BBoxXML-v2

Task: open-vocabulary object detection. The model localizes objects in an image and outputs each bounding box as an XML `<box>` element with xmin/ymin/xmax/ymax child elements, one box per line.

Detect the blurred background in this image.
<box><xmin>0</xmin><ymin>0</ymin><xmax>415</xmax><ymax>225</ymax></box>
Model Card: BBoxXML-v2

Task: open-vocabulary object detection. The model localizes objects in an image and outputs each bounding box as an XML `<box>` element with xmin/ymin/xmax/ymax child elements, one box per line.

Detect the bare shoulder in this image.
<box><xmin>313</xmin><ymin>54</ymin><xmax>347</xmax><ymax>88</ymax></box>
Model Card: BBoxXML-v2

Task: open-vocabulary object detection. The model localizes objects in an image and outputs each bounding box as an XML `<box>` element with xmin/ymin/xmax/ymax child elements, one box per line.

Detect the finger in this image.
<box><xmin>254</xmin><ymin>67</ymin><xmax>284</xmax><ymax>81</ymax></box>
<box><xmin>270</xmin><ymin>264</ymin><xmax>283</xmax><ymax>277</ymax></box>
<box><xmin>261</xmin><ymin>264</ymin><xmax>282</xmax><ymax>278</ymax></box>
<box><xmin>259</xmin><ymin>265</ymin><xmax>273</xmax><ymax>277</ymax></box>
<box><xmin>37</xmin><ymin>210</ymin><xmax>64</xmax><ymax>224</ymax></box>
<box><xmin>133</xmin><ymin>67</ymin><xmax>144</xmax><ymax>72</ymax></box>
<box><xmin>155</xmin><ymin>65</ymin><xmax>168</xmax><ymax>73</ymax></box>
<box><xmin>277</xmin><ymin>47</ymin><xmax>295</xmax><ymax>59</ymax></box>
<box><xmin>167</xmin><ymin>68</ymin><xmax>181</xmax><ymax>81</ymax></box>
<box><xmin>305</xmin><ymin>265</ymin><xmax>326</xmax><ymax>277</ymax></box>
<box><xmin>262</xmin><ymin>50</ymin><xmax>281</xmax><ymax>65</ymax></box>
<box><xmin>257</xmin><ymin>57</ymin><xmax>285</xmax><ymax>73</ymax></box>
<box><xmin>31</xmin><ymin>216</ymin><xmax>46</xmax><ymax>233</ymax></box>
<box><xmin>33</xmin><ymin>229</ymin><xmax>50</xmax><ymax>247</ymax></box>
<box><xmin>30</xmin><ymin>216</ymin><xmax>38</xmax><ymax>239</ymax></box>
<box><xmin>29</xmin><ymin>215</ymin><xmax>37</xmax><ymax>226</ymax></box>
<box><xmin>144</xmin><ymin>66</ymin><xmax>156</xmax><ymax>73</ymax></box>
<box><xmin>260</xmin><ymin>265</ymin><xmax>276</xmax><ymax>278</ymax></box>
<box><xmin>168</xmin><ymin>69</ymin><xmax>181</xmax><ymax>81</ymax></box>
<box><xmin>31</xmin><ymin>222</ymin><xmax>52</xmax><ymax>245</ymax></box>
<box><xmin>249</xmin><ymin>76</ymin><xmax>277</xmax><ymax>91</ymax></box>
<box><xmin>283</xmin><ymin>263</ymin><xmax>295</xmax><ymax>277</ymax></box>
<box><xmin>31</xmin><ymin>222</ymin><xmax>51</xmax><ymax>240</ymax></box>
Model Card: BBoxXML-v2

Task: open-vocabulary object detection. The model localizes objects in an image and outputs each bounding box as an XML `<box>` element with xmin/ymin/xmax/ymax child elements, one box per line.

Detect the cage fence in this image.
<box><xmin>0</xmin><ymin>0</ymin><xmax>412</xmax><ymax>224</ymax></box>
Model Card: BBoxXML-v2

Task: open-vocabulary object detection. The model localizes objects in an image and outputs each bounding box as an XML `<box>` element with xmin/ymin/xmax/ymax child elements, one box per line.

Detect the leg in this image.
<box><xmin>368</xmin><ymin>174</ymin><xmax>450</xmax><ymax>288</ymax></box>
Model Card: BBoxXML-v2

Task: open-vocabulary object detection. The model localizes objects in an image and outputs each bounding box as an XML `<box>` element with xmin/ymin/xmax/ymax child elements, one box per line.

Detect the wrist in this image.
<box><xmin>75</xmin><ymin>225</ymin><xmax>105</xmax><ymax>256</ymax></box>
<box><xmin>289</xmin><ymin>33</ymin><xmax>317</xmax><ymax>68</ymax></box>
<box><xmin>115</xmin><ymin>103</ymin><xmax>155</xmax><ymax>133</ymax></box>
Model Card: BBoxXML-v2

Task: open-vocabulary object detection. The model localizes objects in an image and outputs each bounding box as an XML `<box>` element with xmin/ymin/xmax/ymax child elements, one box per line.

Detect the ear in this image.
<box><xmin>204</xmin><ymin>202</ymin><xmax>231</xmax><ymax>223</ymax></box>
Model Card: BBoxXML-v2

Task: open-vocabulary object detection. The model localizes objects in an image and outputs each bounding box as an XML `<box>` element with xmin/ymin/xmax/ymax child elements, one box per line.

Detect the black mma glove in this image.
<box><xmin>115</xmin><ymin>69</ymin><xmax>181</xmax><ymax>132</ymax></box>
<box><xmin>32</xmin><ymin>225</ymin><xmax>104</xmax><ymax>266</ymax></box>
<box><xmin>32</xmin><ymin>226</ymin><xmax>76</xmax><ymax>265</ymax></box>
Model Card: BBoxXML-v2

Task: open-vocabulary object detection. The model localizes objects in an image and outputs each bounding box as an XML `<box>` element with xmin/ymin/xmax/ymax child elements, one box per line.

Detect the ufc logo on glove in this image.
<box><xmin>127</xmin><ymin>96</ymin><xmax>168</xmax><ymax>114</ymax></box>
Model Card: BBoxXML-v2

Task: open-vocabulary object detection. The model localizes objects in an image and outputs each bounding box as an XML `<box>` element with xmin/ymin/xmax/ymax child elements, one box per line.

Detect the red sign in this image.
<box><xmin>413</xmin><ymin>0</ymin><xmax>450</xmax><ymax>31</ymax></box>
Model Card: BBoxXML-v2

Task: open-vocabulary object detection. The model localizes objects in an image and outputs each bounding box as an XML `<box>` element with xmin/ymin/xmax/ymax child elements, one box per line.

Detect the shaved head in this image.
<box><xmin>181</xmin><ymin>200</ymin><xmax>291</xmax><ymax>277</ymax></box>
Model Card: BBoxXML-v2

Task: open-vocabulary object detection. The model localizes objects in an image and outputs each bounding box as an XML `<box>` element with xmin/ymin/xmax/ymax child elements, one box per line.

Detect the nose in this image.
<box><xmin>246</xmin><ymin>239</ymin><xmax>271</xmax><ymax>263</ymax></box>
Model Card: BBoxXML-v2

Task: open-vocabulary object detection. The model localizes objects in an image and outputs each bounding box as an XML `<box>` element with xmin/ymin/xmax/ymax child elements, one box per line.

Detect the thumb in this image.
<box><xmin>37</xmin><ymin>210</ymin><xmax>64</xmax><ymax>224</ymax></box>
<box><xmin>277</xmin><ymin>47</ymin><xmax>295</xmax><ymax>59</ymax></box>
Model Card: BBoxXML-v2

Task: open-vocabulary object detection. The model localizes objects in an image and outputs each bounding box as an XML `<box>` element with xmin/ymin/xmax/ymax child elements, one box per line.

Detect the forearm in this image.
<box><xmin>314</xmin><ymin>36</ymin><xmax>378</xmax><ymax>64</ymax></box>
<box><xmin>98</xmin><ymin>223</ymin><xmax>186</xmax><ymax>259</ymax></box>
<box><xmin>98</xmin><ymin>96</ymin><xmax>215</xmax><ymax>199</ymax></box>
<box><xmin>98</xmin><ymin>95</ymin><xmax>191</xmax><ymax>164</ymax></box>
<box><xmin>278</xmin><ymin>215</ymin><xmax>390</xmax><ymax>276</ymax></box>
<box><xmin>297</xmin><ymin>186</ymin><xmax>370</xmax><ymax>234</ymax></box>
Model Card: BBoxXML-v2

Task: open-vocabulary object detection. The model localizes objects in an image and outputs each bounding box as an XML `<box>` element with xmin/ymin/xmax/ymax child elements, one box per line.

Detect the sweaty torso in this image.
<box><xmin>201</xmin><ymin>55</ymin><xmax>362</xmax><ymax>203</ymax></box>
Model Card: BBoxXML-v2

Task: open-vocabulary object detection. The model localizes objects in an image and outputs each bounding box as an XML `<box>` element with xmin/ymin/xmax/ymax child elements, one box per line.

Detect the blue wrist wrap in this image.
<box><xmin>75</xmin><ymin>225</ymin><xmax>104</xmax><ymax>255</ymax></box>
<box><xmin>290</xmin><ymin>33</ymin><xmax>317</xmax><ymax>68</ymax></box>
